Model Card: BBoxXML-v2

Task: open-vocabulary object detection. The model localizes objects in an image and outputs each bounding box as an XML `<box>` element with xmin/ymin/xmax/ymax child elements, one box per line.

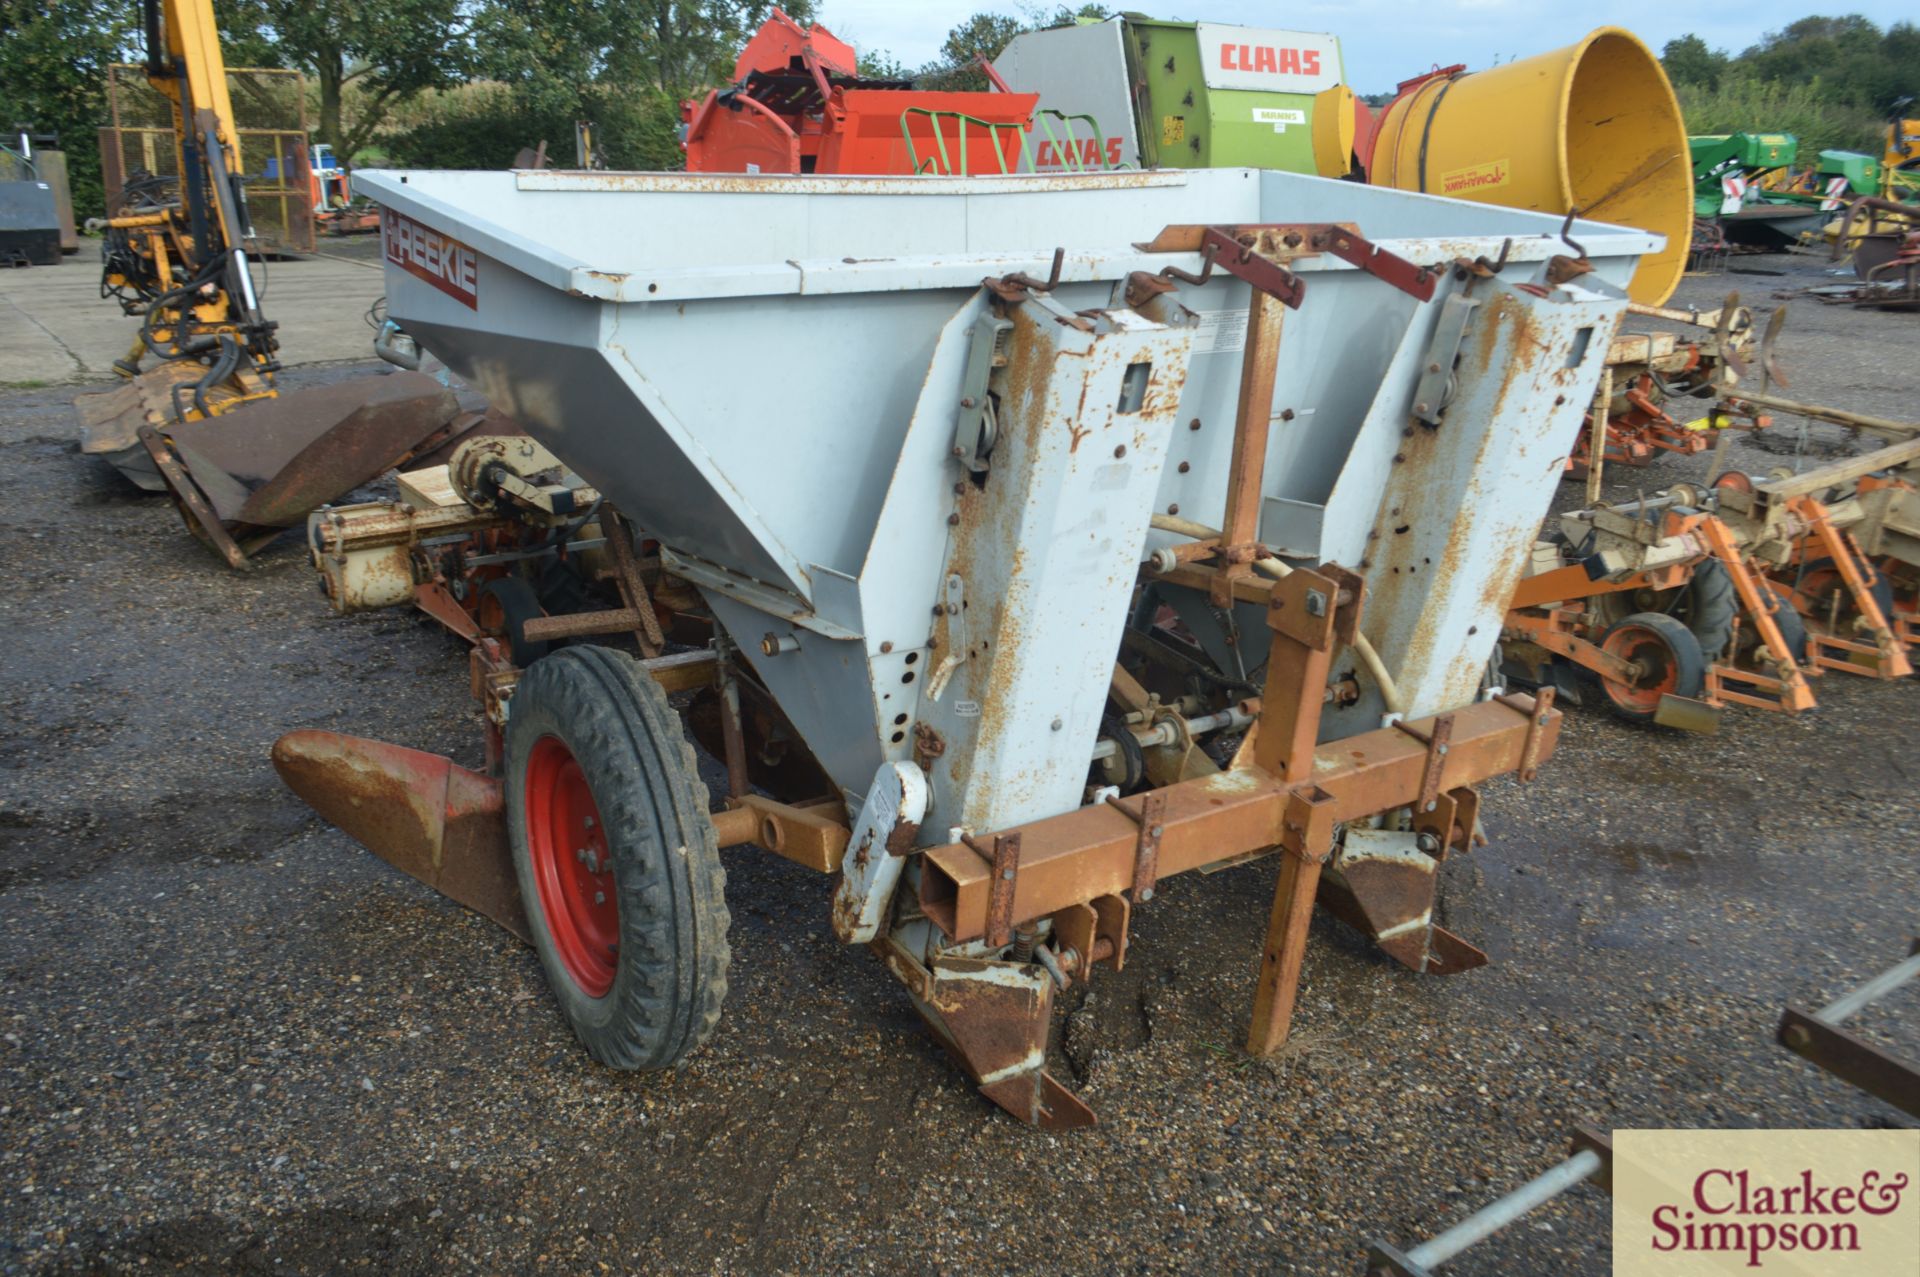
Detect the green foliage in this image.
<box><xmin>1661</xmin><ymin>35</ymin><xmax>1731</xmax><ymax>92</ymax></box>
<box><xmin>0</xmin><ymin>0</ymin><xmax>135</xmax><ymax>218</ymax></box>
<box><xmin>383</xmin><ymin>0</ymin><xmax>813</xmax><ymax>173</ymax></box>
<box><xmin>380</xmin><ymin>81</ymin><xmax>684</xmax><ymax>170</ymax></box>
<box><xmin>217</xmin><ymin>0</ymin><xmax>478</xmax><ymax>155</ymax></box>
<box><xmin>1674</xmin><ymin>75</ymin><xmax>1887</xmax><ymax>155</ymax></box>
<box><xmin>916</xmin><ymin>4</ymin><xmax>1110</xmax><ymax>92</ymax></box>
<box><xmin>856</xmin><ymin>49</ymin><xmax>912</xmax><ymax>82</ymax></box>
<box><xmin>1662</xmin><ymin>16</ymin><xmax>1920</xmax><ymax>150</ymax></box>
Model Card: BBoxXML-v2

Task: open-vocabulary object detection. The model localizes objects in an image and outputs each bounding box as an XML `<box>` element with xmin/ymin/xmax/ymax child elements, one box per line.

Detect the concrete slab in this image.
<box><xmin>0</xmin><ymin>251</ymin><xmax>385</xmax><ymax>385</ymax></box>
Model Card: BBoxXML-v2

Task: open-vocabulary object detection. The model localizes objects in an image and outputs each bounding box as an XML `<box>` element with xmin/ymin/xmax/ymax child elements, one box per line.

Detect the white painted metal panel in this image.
<box><xmin>992</xmin><ymin>19</ymin><xmax>1143</xmax><ymax>170</ymax></box>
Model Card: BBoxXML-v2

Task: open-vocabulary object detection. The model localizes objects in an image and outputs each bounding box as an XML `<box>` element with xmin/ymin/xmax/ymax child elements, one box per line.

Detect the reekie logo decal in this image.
<box><xmin>382</xmin><ymin>209</ymin><xmax>479</xmax><ymax>309</ymax></box>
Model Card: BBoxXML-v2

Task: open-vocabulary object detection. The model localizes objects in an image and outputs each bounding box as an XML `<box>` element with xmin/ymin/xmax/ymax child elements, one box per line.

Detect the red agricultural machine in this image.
<box><xmin>681</xmin><ymin>9</ymin><xmax>1111</xmax><ymax>177</ymax></box>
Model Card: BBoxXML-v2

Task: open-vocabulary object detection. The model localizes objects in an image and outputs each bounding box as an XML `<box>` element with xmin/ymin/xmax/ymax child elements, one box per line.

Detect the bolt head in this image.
<box><xmin>593</xmin><ymin>891</ymin><xmax>606</xmax><ymax>906</ymax></box>
<box><xmin>1139</xmin><ymin>888</ymin><xmax>1154</xmax><ymax>902</ymax></box>
<box><xmin>1050</xmin><ymin>717</ymin><xmax>1063</xmax><ymax>731</ymax></box>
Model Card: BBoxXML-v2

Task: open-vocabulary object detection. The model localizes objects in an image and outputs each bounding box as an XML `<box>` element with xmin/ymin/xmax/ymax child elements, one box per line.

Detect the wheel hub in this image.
<box><xmin>525</xmin><ymin>735</ymin><xmax>619</xmax><ymax>996</ymax></box>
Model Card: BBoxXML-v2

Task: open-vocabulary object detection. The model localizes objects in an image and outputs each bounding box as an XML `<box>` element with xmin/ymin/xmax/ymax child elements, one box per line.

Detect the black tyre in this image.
<box><xmin>1674</xmin><ymin>559</ymin><xmax>1738</xmax><ymax>660</ymax></box>
<box><xmin>1751</xmin><ymin>583</ymin><xmax>1809</xmax><ymax>665</ymax></box>
<box><xmin>478</xmin><ymin>577</ymin><xmax>550</xmax><ymax>667</ymax></box>
<box><xmin>1595</xmin><ymin>560</ymin><xmax>1738</xmax><ymax>660</ymax></box>
<box><xmin>505</xmin><ymin>645</ymin><xmax>730</xmax><ymax>1070</ymax></box>
<box><xmin>1795</xmin><ymin>556</ymin><xmax>1895</xmax><ymax>632</ymax></box>
<box><xmin>1598</xmin><ymin>612</ymin><xmax>1706</xmax><ymax>724</ymax></box>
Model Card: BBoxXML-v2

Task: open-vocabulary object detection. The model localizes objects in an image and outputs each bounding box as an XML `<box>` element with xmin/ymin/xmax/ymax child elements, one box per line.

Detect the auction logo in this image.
<box><xmin>1615</xmin><ymin>1130</ymin><xmax>1920</xmax><ymax>1276</ymax></box>
<box><xmin>382</xmin><ymin>208</ymin><xmax>479</xmax><ymax>309</ymax></box>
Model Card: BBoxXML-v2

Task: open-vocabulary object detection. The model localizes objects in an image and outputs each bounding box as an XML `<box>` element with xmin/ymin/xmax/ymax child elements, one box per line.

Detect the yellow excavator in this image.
<box><xmin>74</xmin><ymin>0</ymin><xmax>465</xmax><ymax>568</ymax></box>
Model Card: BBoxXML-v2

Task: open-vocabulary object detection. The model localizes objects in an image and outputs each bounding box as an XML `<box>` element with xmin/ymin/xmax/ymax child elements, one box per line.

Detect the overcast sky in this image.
<box><xmin>818</xmin><ymin>1</ymin><xmax>1915</xmax><ymax>94</ymax></box>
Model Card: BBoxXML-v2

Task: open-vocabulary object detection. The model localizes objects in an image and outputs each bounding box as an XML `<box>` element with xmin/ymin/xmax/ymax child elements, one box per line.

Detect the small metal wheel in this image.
<box><xmin>506</xmin><ymin>645</ymin><xmax>730</xmax><ymax>1069</ymax></box>
<box><xmin>1793</xmin><ymin>557</ymin><xmax>1894</xmax><ymax>634</ymax></box>
<box><xmin>477</xmin><ymin>577</ymin><xmax>550</xmax><ymax>667</ymax></box>
<box><xmin>1590</xmin><ymin>559</ymin><xmax>1736</xmax><ymax>661</ymax></box>
<box><xmin>1598</xmin><ymin>612</ymin><xmax>1706</xmax><ymax>724</ymax></box>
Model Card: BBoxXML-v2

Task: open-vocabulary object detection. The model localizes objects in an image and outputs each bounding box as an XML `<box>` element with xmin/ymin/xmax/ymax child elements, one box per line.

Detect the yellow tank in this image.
<box><xmin>1369</xmin><ymin>28</ymin><xmax>1691</xmax><ymax>306</ymax></box>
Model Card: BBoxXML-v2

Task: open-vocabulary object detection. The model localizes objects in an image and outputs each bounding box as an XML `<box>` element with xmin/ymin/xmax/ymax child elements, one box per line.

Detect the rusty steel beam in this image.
<box><xmin>919</xmin><ymin>694</ymin><xmax>1559</xmax><ymax>943</ymax></box>
<box><xmin>723</xmin><ymin>794</ymin><xmax>850</xmax><ymax>872</ymax></box>
<box><xmin>1779</xmin><ymin>1008</ymin><xmax>1920</xmax><ymax>1119</ymax></box>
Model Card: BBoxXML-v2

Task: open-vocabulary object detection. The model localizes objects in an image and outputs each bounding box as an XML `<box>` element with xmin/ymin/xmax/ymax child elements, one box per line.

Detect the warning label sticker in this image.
<box><xmin>1193</xmin><ymin>308</ymin><xmax>1248</xmax><ymax>355</ymax></box>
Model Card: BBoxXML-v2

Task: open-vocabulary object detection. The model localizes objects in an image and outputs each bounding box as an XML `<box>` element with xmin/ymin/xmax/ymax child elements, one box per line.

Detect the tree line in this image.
<box><xmin>1661</xmin><ymin>14</ymin><xmax>1918</xmax><ymax>156</ymax></box>
<box><xmin>8</xmin><ymin>4</ymin><xmax>1908</xmax><ymax>222</ymax></box>
<box><xmin>0</xmin><ymin>0</ymin><xmax>1102</xmax><ymax>219</ymax></box>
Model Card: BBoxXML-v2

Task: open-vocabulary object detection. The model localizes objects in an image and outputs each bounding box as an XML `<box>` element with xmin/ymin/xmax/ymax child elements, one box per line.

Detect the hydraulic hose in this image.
<box><xmin>1148</xmin><ymin>513</ymin><xmax>1407</xmax><ymax>716</ymax></box>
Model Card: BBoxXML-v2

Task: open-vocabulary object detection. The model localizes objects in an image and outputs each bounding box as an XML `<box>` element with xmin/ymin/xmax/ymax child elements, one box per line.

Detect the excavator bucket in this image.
<box><xmin>76</xmin><ymin>370</ymin><xmax>464</xmax><ymax>565</ymax></box>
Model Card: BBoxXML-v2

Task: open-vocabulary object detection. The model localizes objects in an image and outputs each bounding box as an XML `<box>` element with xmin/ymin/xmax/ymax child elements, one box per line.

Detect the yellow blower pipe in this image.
<box><xmin>1369</xmin><ymin>27</ymin><xmax>1691</xmax><ymax>306</ymax></box>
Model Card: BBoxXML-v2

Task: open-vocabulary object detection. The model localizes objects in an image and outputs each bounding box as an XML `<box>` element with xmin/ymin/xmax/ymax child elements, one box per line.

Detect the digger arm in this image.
<box><xmin>146</xmin><ymin>0</ymin><xmax>249</xmax><ymax>252</ymax></box>
<box><xmin>133</xmin><ymin>0</ymin><xmax>272</xmax><ymax>360</ymax></box>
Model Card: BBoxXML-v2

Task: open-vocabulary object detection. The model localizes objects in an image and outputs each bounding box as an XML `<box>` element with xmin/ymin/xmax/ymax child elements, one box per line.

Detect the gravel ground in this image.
<box><xmin>1</xmin><ymin>250</ymin><xmax>1916</xmax><ymax>1276</ymax></box>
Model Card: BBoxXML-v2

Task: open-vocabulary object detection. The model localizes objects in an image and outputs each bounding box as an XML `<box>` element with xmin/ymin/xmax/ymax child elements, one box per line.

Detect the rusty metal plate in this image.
<box><xmin>271</xmin><ymin>729</ymin><xmax>528</xmax><ymax>942</ymax></box>
<box><xmin>905</xmin><ymin>955</ymin><xmax>1094</xmax><ymax>1130</ymax></box>
<box><xmin>224</xmin><ymin>374</ymin><xmax>460</xmax><ymax>525</ymax></box>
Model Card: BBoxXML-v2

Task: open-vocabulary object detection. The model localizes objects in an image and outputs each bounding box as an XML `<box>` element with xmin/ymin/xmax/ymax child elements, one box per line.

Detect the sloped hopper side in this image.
<box><xmin>360</xmin><ymin>167</ymin><xmax>1648</xmax><ymax>829</ymax></box>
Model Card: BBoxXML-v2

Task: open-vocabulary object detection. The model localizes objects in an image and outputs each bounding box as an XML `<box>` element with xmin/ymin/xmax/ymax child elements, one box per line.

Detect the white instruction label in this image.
<box><xmin>1194</xmin><ymin>308</ymin><xmax>1249</xmax><ymax>355</ymax></box>
<box><xmin>1251</xmin><ymin>107</ymin><xmax>1307</xmax><ymax>134</ymax></box>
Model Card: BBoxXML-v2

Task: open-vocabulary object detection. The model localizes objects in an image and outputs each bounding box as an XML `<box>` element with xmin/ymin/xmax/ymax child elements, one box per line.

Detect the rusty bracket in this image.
<box><xmin>1392</xmin><ymin>713</ymin><xmax>1456</xmax><ymax>815</ymax></box>
<box><xmin>1308</xmin><ymin>226</ymin><xmax>1437</xmax><ymax>302</ymax></box>
<box><xmin>1279</xmin><ymin>783</ymin><xmax>1339</xmax><ymax>864</ymax></box>
<box><xmin>1102</xmin><ymin>789</ymin><xmax>1167</xmax><ymax>902</ymax></box>
<box><xmin>1570</xmin><ymin>1126</ymin><xmax>1615</xmax><ymax>1195</ymax></box>
<box><xmin>1779</xmin><ymin>1004</ymin><xmax>1920</xmax><ymax>1119</ymax></box>
<box><xmin>1201</xmin><ymin>226</ymin><xmax>1306</xmax><ymax>309</ymax></box>
<box><xmin>1494</xmin><ymin>688</ymin><xmax>1556</xmax><ymax>781</ymax></box>
<box><xmin>962</xmin><ymin>831</ymin><xmax>1024</xmax><ymax>949</ymax></box>
<box><xmin>603</xmin><ymin>512</ymin><xmax>666</xmax><ymax>658</ymax></box>
<box><xmin>1266</xmin><ymin>565</ymin><xmax>1360</xmax><ymax>653</ymax></box>
<box><xmin>983</xmin><ymin>246</ymin><xmax>1066</xmax><ymax>305</ymax></box>
<box><xmin>1777</xmin><ymin>937</ymin><xmax>1920</xmax><ymax>1119</ymax></box>
<box><xmin>1125</xmin><ymin>270</ymin><xmax>1180</xmax><ymax>309</ymax></box>
<box><xmin>137</xmin><ymin>426</ymin><xmax>248</xmax><ymax>569</ymax></box>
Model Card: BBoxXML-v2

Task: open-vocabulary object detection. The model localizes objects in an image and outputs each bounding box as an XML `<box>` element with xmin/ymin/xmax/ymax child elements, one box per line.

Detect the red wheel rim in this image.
<box><xmin>525</xmin><ymin>735</ymin><xmax>618</xmax><ymax>997</ymax></box>
<box><xmin>1602</xmin><ymin>625</ymin><xmax>1682</xmax><ymax>714</ymax></box>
